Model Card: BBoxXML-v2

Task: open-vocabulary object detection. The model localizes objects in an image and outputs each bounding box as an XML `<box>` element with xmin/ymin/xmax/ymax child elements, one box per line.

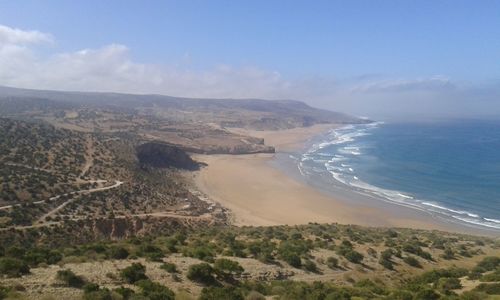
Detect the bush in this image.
<box><xmin>245</xmin><ymin>290</ymin><xmax>266</xmax><ymax>300</ymax></box>
<box><xmin>474</xmin><ymin>256</ymin><xmax>500</xmax><ymax>273</ymax></box>
<box><xmin>283</xmin><ymin>253</ymin><xmax>301</xmax><ymax>268</ymax></box>
<box><xmin>187</xmin><ymin>246</ymin><xmax>215</xmax><ymax>262</ymax></box>
<box><xmin>480</xmin><ymin>268</ymin><xmax>500</xmax><ymax>282</ymax></box>
<box><xmin>403</xmin><ymin>256</ymin><xmax>421</xmax><ymax>268</ymax></box>
<box><xmin>460</xmin><ymin>291</ymin><xmax>489</xmax><ymax>300</ymax></box>
<box><xmin>24</xmin><ymin>248</ymin><xmax>62</xmax><ymax>266</ymax></box>
<box><xmin>436</xmin><ymin>277</ymin><xmax>462</xmax><ymax>292</ymax></box>
<box><xmin>83</xmin><ymin>289</ymin><xmax>115</xmax><ymax>300</ymax></box>
<box><xmin>160</xmin><ymin>262</ymin><xmax>178</xmax><ymax>273</ymax></box>
<box><xmin>114</xmin><ymin>286</ymin><xmax>135</xmax><ymax>299</ymax></box>
<box><xmin>187</xmin><ymin>263</ymin><xmax>216</xmax><ymax>285</ymax></box>
<box><xmin>326</xmin><ymin>257</ymin><xmax>339</xmax><ymax>269</ymax></box>
<box><xmin>199</xmin><ymin>286</ymin><xmax>244</xmax><ymax>300</ymax></box>
<box><xmin>109</xmin><ymin>246</ymin><xmax>129</xmax><ymax>260</ymax></box>
<box><xmin>303</xmin><ymin>260</ymin><xmax>318</xmax><ymax>273</ymax></box>
<box><xmin>379</xmin><ymin>258</ymin><xmax>393</xmax><ymax>270</ymax></box>
<box><xmin>414</xmin><ymin>288</ymin><xmax>440</xmax><ymax>300</ymax></box>
<box><xmin>413</xmin><ymin>267</ymin><xmax>468</xmax><ymax>286</ymax></box>
<box><xmin>136</xmin><ymin>279</ymin><xmax>175</xmax><ymax>300</ymax></box>
<box><xmin>56</xmin><ymin>269</ymin><xmax>85</xmax><ymax>288</ymax></box>
<box><xmin>473</xmin><ymin>283</ymin><xmax>500</xmax><ymax>295</ymax></box>
<box><xmin>214</xmin><ymin>258</ymin><xmax>244</xmax><ymax>280</ymax></box>
<box><xmin>0</xmin><ymin>258</ymin><xmax>30</xmax><ymax>277</ymax></box>
<box><xmin>120</xmin><ymin>263</ymin><xmax>148</xmax><ymax>283</ymax></box>
<box><xmin>441</xmin><ymin>248</ymin><xmax>455</xmax><ymax>260</ymax></box>
<box><xmin>380</xmin><ymin>249</ymin><xmax>393</xmax><ymax>260</ymax></box>
<box><xmin>344</xmin><ymin>250</ymin><xmax>363</xmax><ymax>264</ymax></box>
<box><xmin>386</xmin><ymin>290</ymin><xmax>413</xmax><ymax>300</ymax></box>
<box><xmin>83</xmin><ymin>283</ymin><xmax>100</xmax><ymax>293</ymax></box>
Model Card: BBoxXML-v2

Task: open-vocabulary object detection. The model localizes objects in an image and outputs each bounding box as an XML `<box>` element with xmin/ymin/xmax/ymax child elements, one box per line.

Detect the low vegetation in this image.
<box><xmin>0</xmin><ymin>223</ymin><xmax>496</xmax><ymax>299</ymax></box>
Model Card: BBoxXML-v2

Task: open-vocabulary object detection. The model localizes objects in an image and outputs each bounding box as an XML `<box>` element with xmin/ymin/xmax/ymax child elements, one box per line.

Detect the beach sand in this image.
<box><xmin>193</xmin><ymin>124</ymin><xmax>493</xmax><ymax>235</ymax></box>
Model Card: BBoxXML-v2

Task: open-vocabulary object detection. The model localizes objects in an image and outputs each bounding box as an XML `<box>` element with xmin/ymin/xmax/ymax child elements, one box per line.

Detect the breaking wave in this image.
<box><xmin>298</xmin><ymin>122</ymin><xmax>500</xmax><ymax>231</ymax></box>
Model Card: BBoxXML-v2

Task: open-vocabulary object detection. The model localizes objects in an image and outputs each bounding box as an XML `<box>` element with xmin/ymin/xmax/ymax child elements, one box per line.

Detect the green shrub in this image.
<box><xmin>187</xmin><ymin>263</ymin><xmax>216</xmax><ymax>285</ymax></box>
<box><xmin>24</xmin><ymin>248</ymin><xmax>62</xmax><ymax>266</ymax></box>
<box><xmin>136</xmin><ymin>279</ymin><xmax>175</xmax><ymax>300</ymax></box>
<box><xmin>214</xmin><ymin>258</ymin><xmax>244</xmax><ymax>279</ymax></box>
<box><xmin>160</xmin><ymin>262</ymin><xmax>178</xmax><ymax>273</ymax></box>
<box><xmin>472</xmin><ymin>282</ymin><xmax>500</xmax><ymax>295</ymax></box>
<box><xmin>480</xmin><ymin>268</ymin><xmax>500</xmax><ymax>282</ymax></box>
<box><xmin>199</xmin><ymin>286</ymin><xmax>244</xmax><ymax>300</ymax></box>
<box><xmin>414</xmin><ymin>288</ymin><xmax>440</xmax><ymax>300</ymax></box>
<box><xmin>283</xmin><ymin>253</ymin><xmax>301</xmax><ymax>268</ymax></box>
<box><xmin>326</xmin><ymin>257</ymin><xmax>339</xmax><ymax>269</ymax></box>
<box><xmin>413</xmin><ymin>267</ymin><xmax>468</xmax><ymax>286</ymax></box>
<box><xmin>83</xmin><ymin>283</ymin><xmax>100</xmax><ymax>293</ymax></box>
<box><xmin>459</xmin><ymin>291</ymin><xmax>489</xmax><ymax>300</ymax></box>
<box><xmin>436</xmin><ymin>277</ymin><xmax>462</xmax><ymax>292</ymax></box>
<box><xmin>344</xmin><ymin>250</ymin><xmax>364</xmax><ymax>264</ymax></box>
<box><xmin>386</xmin><ymin>289</ymin><xmax>413</xmax><ymax>300</ymax></box>
<box><xmin>83</xmin><ymin>289</ymin><xmax>114</xmax><ymax>300</ymax></box>
<box><xmin>56</xmin><ymin>269</ymin><xmax>85</xmax><ymax>288</ymax></box>
<box><xmin>474</xmin><ymin>256</ymin><xmax>500</xmax><ymax>273</ymax></box>
<box><xmin>403</xmin><ymin>256</ymin><xmax>421</xmax><ymax>268</ymax></box>
<box><xmin>0</xmin><ymin>258</ymin><xmax>29</xmax><ymax>277</ymax></box>
<box><xmin>380</xmin><ymin>249</ymin><xmax>393</xmax><ymax>261</ymax></box>
<box><xmin>441</xmin><ymin>248</ymin><xmax>455</xmax><ymax>260</ymax></box>
<box><xmin>379</xmin><ymin>258</ymin><xmax>393</xmax><ymax>270</ymax></box>
<box><xmin>277</xmin><ymin>240</ymin><xmax>310</xmax><ymax>268</ymax></box>
<box><xmin>113</xmin><ymin>286</ymin><xmax>135</xmax><ymax>299</ymax></box>
<box><xmin>402</xmin><ymin>242</ymin><xmax>433</xmax><ymax>260</ymax></box>
<box><xmin>109</xmin><ymin>246</ymin><xmax>129</xmax><ymax>260</ymax></box>
<box><xmin>245</xmin><ymin>290</ymin><xmax>266</xmax><ymax>300</ymax></box>
<box><xmin>138</xmin><ymin>244</ymin><xmax>164</xmax><ymax>261</ymax></box>
<box><xmin>120</xmin><ymin>263</ymin><xmax>148</xmax><ymax>283</ymax></box>
<box><xmin>186</xmin><ymin>246</ymin><xmax>215</xmax><ymax>262</ymax></box>
<box><xmin>303</xmin><ymin>259</ymin><xmax>318</xmax><ymax>273</ymax></box>
<box><xmin>354</xmin><ymin>278</ymin><xmax>386</xmax><ymax>295</ymax></box>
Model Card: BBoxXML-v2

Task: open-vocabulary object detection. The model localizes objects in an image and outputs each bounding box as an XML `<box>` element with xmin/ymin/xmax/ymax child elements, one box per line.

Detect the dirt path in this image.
<box><xmin>80</xmin><ymin>135</ymin><xmax>95</xmax><ymax>178</ymax></box>
<box><xmin>1</xmin><ymin>207</ymin><xmax>210</xmax><ymax>232</ymax></box>
<box><xmin>0</xmin><ymin>181</ymin><xmax>123</xmax><ymax>211</ymax></box>
<box><xmin>4</xmin><ymin>162</ymin><xmax>54</xmax><ymax>174</ymax></box>
<box><xmin>36</xmin><ymin>181</ymin><xmax>124</xmax><ymax>223</ymax></box>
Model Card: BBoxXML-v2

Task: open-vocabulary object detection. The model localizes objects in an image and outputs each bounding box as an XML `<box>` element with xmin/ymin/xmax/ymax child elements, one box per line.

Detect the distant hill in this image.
<box><xmin>0</xmin><ymin>85</ymin><xmax>367</xmax><ymax>128</ymax></box>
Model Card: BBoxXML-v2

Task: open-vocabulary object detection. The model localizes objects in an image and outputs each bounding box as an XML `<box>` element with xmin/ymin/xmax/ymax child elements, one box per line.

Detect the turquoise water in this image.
<box><xmin>299</xmin><ymin>120</ymin><xmax>500</xmax><ymax>231</ymax></box>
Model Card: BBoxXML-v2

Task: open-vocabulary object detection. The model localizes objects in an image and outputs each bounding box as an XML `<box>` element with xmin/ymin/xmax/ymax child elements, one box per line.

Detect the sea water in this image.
<box><xmin>298</xmin><ymin>120</ymin><xmax>500</xmax><ymax>231</ymax></box>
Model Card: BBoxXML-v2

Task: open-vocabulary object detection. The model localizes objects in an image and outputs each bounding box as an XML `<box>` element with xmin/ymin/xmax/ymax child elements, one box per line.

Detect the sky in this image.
<box><xmin>0</xmin><ymin>0</ymin><xmax>499</xmax><ymax>120</ymax></box>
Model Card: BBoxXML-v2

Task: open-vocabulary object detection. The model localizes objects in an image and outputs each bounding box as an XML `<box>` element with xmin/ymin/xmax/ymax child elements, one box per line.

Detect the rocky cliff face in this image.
<box><xmin>179</xmin><ymin>143</ymin><xmax>275</xmax><ymax>155</ymax></box>
<box><xmin>136</xmin><ymin>142</ymin><xmax>200</xmax><ymax>170</ymax></box>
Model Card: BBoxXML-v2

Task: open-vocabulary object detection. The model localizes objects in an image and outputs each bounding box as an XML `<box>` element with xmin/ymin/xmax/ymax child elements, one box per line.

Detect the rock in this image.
<box><xmin>136</xmin><ymin>142</ymin><xmax>200</xmax><ymax>170</ymax></box>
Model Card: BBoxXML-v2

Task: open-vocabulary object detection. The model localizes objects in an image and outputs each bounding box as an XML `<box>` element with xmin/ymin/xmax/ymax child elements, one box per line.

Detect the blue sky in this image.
<box><xmin>0</xmin><ymin>0</ymin><xmax>499</xmax><ymax>118</ymax></box>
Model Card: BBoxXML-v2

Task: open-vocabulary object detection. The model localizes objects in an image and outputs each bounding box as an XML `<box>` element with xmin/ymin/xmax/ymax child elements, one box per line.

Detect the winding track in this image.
<box><xmin>0</xmin><ymin>180</ymin><xmax>124</xmax><ymax>211</ymax></box>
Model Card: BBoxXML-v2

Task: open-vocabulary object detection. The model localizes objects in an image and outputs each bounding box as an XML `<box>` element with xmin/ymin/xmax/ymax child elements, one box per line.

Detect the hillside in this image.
<box><xmin>0</xmin><ymin>86</ymin><xmax>366</xmax><ymax>154</ymax></box>
<box><xmin>0</xmin><ymin>87</ymin><xmax>498</xmax><ymax>300</ymax></box>
<box><xmin>0</xmin><ymin>224</ymin><xmax>498</xmax><ymax>299</ymax></box>
<box><xmin>0</xmin><ymin>118</ymin><xmax>226</xmax><ymax>233</ymax></box>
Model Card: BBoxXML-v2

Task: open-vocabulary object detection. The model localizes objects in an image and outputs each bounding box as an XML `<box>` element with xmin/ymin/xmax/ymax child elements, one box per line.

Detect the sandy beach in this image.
<box><xmin>194</xmin><ymin>124</ymin><xmax>494</xmax><ymax>235</ymax></box>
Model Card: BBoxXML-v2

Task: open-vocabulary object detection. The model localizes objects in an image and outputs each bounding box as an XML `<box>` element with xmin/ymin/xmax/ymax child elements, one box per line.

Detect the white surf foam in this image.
<box><xmin>298</xmin><ymin>121</ymin><xmax>498</xmax><ymax>231</ymax></box>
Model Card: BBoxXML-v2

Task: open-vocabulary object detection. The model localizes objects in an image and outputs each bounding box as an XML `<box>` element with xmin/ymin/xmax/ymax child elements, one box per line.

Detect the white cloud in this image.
<box><xmin>349</xmin><ymin>76</ymin><xmax>456</xmax><ymax>93</ymax></box>
<box><xmin>0</xmin><ymin>24</ymin><xmax>53</xmax><ymax>46</ymax></box>
<box><xmin>0</xmin><ymin>24</ymin><xmax>496</xmax><ymax>119</ymax></box>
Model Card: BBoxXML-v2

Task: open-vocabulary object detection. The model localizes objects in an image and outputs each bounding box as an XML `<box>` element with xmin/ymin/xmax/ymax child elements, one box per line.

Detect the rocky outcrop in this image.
<box><xmin>179</xmin><ymin>143</ymin><xmax>275</xmax><ymax>155</ymax></box>
<box><xmin>137</xmin><ymin>142</ymin><xmax>200</xmax><ymax>170</ymax></box>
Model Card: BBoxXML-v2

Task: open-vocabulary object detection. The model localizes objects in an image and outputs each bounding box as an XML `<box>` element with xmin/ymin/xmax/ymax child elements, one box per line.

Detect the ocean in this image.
<box><xmin>295</xmin><ymin>120</ymin><xmax>500</xmax><ymax>231</ymax></box>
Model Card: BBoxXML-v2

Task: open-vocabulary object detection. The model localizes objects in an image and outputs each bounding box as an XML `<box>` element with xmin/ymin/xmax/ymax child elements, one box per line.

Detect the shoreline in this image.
<box><xmin>193</xmin><ymin>124</ymin><xmax>498</xmax><ymax>237</ymax></box>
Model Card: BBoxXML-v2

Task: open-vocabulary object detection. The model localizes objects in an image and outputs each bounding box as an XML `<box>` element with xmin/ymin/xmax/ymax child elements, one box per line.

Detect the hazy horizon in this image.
<box><xmin>1</xmin><ymin>1</ymin><xmax>499</xmax><ymax>120</ymax></box>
